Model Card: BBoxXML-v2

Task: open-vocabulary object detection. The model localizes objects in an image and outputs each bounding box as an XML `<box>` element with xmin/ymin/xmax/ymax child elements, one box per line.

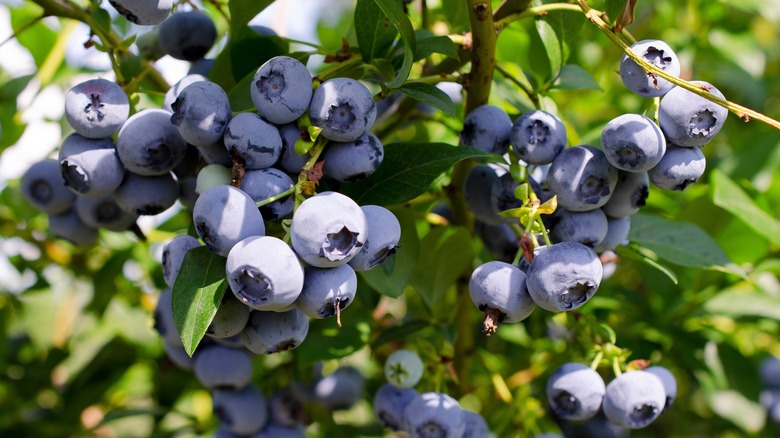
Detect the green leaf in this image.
<box><xmin>355</xmin><ymin>0</ymin><xmax>398</xmax><ymax>62</ymax></box>
<box><xmin>618</xmin><ymin>244</ymin><xmax>679</xmax><ymax>284</ymax></box>
<box><xmin>628</xmin><ymin>213</ymin><xmax>731</xmax><ymax>268</ymax></box>
<box><xmin>410</xmin><ymin>226</ymin><xmax>474</xmax><ymax>312</ymax></box>
<box><xmin>397</xmin><ymin>82</ymin><xmax>455</xmax><ymax>116</ymax></box>
<box><xmin>172</xmin><ymin>247</ymin><xmax>228</xmax><ymax>356</ymax></box>
<box><xmin>708</xmin><ymin>390</ymin><xmax>766</xmax><ymax>433</ymax></box>
<box><xmin>414</xmin><ymin>35</ymin><xmax>460</xmax><ymax>61</ymax></box>
<box><xmin>10</xmin><ymin>4</ymin><xmax>56</xmax><ymax>68</ymax></box>
<box><xmin>703</xmin><ymin>290</ymin><xmax>780</xmax><ymax>320</ymax></box>
<box><xmin>528</xmin><ymin>11</ymin><xmax>584</xmax><ymax>84</ymax></box>
<box><xmin>605</xmin><ymin>0</ymin><xmax>628</xmax><ymax>23</ymax></box>
<box><xmin>371</xmin><ymin>319</ymin><xmax>429</xmax><ymax>349</ymax></box>
<box><xmin>535</xmin><ymin>18</ymin><xmax>562</xmax><ymax>80</ymax></box>
<box><xmin>229</xmin><ymin>1</ymin><xmax>274</xmax><ymax>37</ymax></box>
<box><xmin>712</xmin><ymin>169</ymin><xmax>780</xmax><ymax>246</ymax></box>
<box><xmin>360</xmin><ymin>210</ymin><xmax>419</xmax><ymax>297</ymax></box>
<box><xmin>227</xmin><ymin>71</ymin><xmax>256</xmax><ymax>113</ymax></box>
<box><xmin>372</xmin><ymin>0</ymin><xmax>416</xmax><ymax>88</ymax></box>
<box><xmin>90</xmin><ymin>8</ymin><xmax>112</xmax><ymax>36</ymax></box>
<box><xmin>340</xmin><ymin>143</ymin><xmax>497</xmax><ymax>206</ymax></box>
<box><xmin>551</xmin><ymin>64</ymin><xmax>601</xmax><ymax>90</ymax></box>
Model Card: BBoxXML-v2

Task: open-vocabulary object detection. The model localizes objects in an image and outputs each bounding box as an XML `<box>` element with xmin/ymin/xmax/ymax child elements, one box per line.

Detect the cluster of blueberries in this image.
<box><xmin>156</xmin><ymin>286</ymin><xmax>368</xmax><ymax>437</ymax></box>
<box><xmin>546</xmin><ymin>362</ymin><xmax>677</xmax><ymax>431</ymax></box>
<box><xmin>462</xmin><ymin>38</ymin><xmax>727</xmax><ymax>329</ymax></box>
<box><xmin>374</xmin><ymin>349</ymin><xmax>491</xmax><ymax>437</ymax></box>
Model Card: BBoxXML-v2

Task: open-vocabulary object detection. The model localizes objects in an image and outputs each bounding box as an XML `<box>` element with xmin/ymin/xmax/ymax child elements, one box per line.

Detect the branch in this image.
<box><xmin>495</xmin><ymin>2</ymin><xmax>582</xmax><ymax>30</ymax></box>
<box><xmin>493</xmin><ymin>0</ymin><xmax>533</xmax><ymax>22</ymax></box>
<box><xmin>464</xmin><ymin>0</ymin><xmax>497</xmax><ymax>114</ymax></box>
<box><xmin>577</xmin><ymin>0</ymin><xmax>780</xmax><ymax>130</ymax></box>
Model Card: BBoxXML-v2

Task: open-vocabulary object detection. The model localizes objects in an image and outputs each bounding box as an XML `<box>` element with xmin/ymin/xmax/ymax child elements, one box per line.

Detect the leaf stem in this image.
<box><xmin>576</xmin><ymin>0</ymin><xmax>780</xmax><ymax>130</ymax></box>
<box><xmin>590</xmin><ymin>350</ymin><xmax>604</xmax><ymax>370</ymax></box>
<box><xmin>612</xmin><ymin>355</ymin><xmax>623</xmax><ymax>377</ymax></box>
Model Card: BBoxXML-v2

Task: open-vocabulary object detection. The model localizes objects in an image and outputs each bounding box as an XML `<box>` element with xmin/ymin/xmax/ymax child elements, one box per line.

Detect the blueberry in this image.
<box><xmin>249</xmin><ymin>25</ymin><xmax>278</xmax><ymax>36</ymax></box>
<box><xmin>267</xmin><ymin>386</ymin><xmax>307</xmax><ymax>427</ymax></box>
<box><xmin>308</xmin><ymin>78</ymin><xmax>377</xmax><ymax>142</ymax></box>
<box><xmin>212</xmin><ymin>386</ymin><xmax>268</xmax><ymax>435</ymax></box>
<box><xmin>348</xmin><ymin>205</ymin><xmax>401</xmax><ymax>272</ymax></box>
<box><xmin>559</xmin><ymin>411</ymin><xmax>629</xmax><ymax>438</ymax></box>
<box><xmin>158</xmin><ymin>11</ymin><xmax>217</xmax><ymax>61</ymax></box>
<box><xmin>601</xmin><ymin>114</ymin><xmax>666</xmax><ymax>172</ymax></box>
<box><xmin>620</xmin><ymin>39</ymin><xmax>680</xmax><ymax>98</ymax></box>
<box><xmin>21</xmin><ymin>159</ymin><xmax>76</xmax><ymax>214</ymax></box>
<box><xmin>602</xmin><ymin>370</ymin><xmax>666</xmax><ymax>429</ymax></box>
<box><xmin>460</xmin><ymin>104</ymin><xmax>512</xmax><ymax>155</ymax></box>
<box><xmin>384</xmin><ymin>349</ymin><xmax>424</xmax><ymax>389</ymax></box>
<box><xmin>108</xmin><ymin>0</ymin><xmax>172</xmax><ymax>25</ymax></box>
<box><xmin>546</xmin><ymin>362</ymin><xmax>605</xmax><ymax>421</ymax></box>
<box><xmin>643</xmin><ymin>366</ymin><xmax>676</xmax><ymax>412</ymax></box>
<box><xmin>58</xmin><ymin>134</ymin><xmax>124</xmax><ymax>199</ymax></box>
<box><xmin>374</xmin><ymin>383</ymin><xmax>418</xmax><ymax>431</ymax></box>
<box><xmin>550</xmin><ymin>208</ymin><xmax>609</xmax><ymax>248</ymax></box>
<box><xmin>64</xmin><ymin>78</ymin><xmax>129</xmax><ymax>138</ymax></box>
<box><xmin>761</xmin><ymin>390</ymin><xmax>780</xmax><ymax>423</ymax></box>
<box><xmin>189</xmin><ymin>58</ymin><xmax>215</xmax><ymax>77</ymax></box>
<box><xmin>172</xmin><ymin>145</ymin><xmax>201</xmax><ymax>180</ymax></box>
<box><xmin>163</xmin><ymin>342</ymin><xmax>193</xmax><ymax>370</ymax></box>
<box><xmin>224</xmin><ymin>113</ymin><xmax>283</xmax><ymax>169</ymax></box>
<box><xmin>161</xmin><ymin>235</ymin><xmax>201</xmax><ymax>287</ymax></box>
<box><xmin>179</xmin><ymin>177</ymin><xmax>198</xmax><ymax>210</ymax></box>
<box><xmin>211</xmin><ymin>333</ymin><xmax>245</xmax><ymax>349</ymax></box>
<box><xmin>313</xmin><ymin>366</ymin><xmax>365</xmax><ymax>410</ymax></box>
<box><xmin>760</xmin><ymin>356</ymin><xmax>780</xmax><ymax>389</ymax></box>
<box><xmin>461</xmin><ymin>410</ymin><xmax>489</xmax><ymax>438</ymax></box>
<box><xmin>117</xmin><ymin>109</ymin><xmax>188</xmax><ymax>176</ymax></box>
<box><xmin>593</xmin><ymin>216</ymin><xmax>631</xmax><ymax>254</ymax></box>
<box><xmin>295</xmin><ymin>264</ymin><xmax>357</xmax><ymax>319</ymax></box>
<box><xmin>48</xmin><ymin>208</ymin><xmax>99</xmax><ymax>246</ymax></box>
<box><xmin>136</xmin><ymin>30</ymin><xmax>165</xmax><ymax>61</ymax></box>
<box><xmin>195</xmin><ymin>141</ymin><xmax>232</xmax><ymax>167</ymax></box>
<box><xmin>475</xmin><ymin>221</ymin><xmax>520</xmax><ymax>263</ymax></box>
<box><xmin>115</xmin><ymin>172</ymin><xmax>179</xmax><ymax>216</ymax></box>
<box><xmin>464</xmin><ymin>163</ymin><xmax>508</xmax><ymax>225</ymax></box>
<box><xmin>196</xmin><ymin>164</ymin><xmax>232</xmax><ymax>194</ymax></box>
<box><xmin>602</xmin><ymin>171</ymin><xmax>649</xmax><ymax>218</ymax></box>
<box><xmin>193</xmin><ymin>185</ymin><xmax>266</xmax><ymax>257</ymax></box>
<box><xmin>154</xmin><ymin>289</ymin><xmax>182</xmax><ymax>347</ymax></box>
<box><xmin>75</xmin><ymin>195</ymin><xmax>138</xmax><ymax>232</ymax></box>
<box><xmin>277</xmin><ymin>123</ymin><xmax>310</xmax><ymax>174</ymax></box>
<box><xmin>647</xmin><ymin>144</ymin><xmax>706</xmax><ymax>191</ymax></box>
<box><xmin>526</xmin><ymin>242</ymin><xmax>603</xmax><ymax>312</ymax></box>
<box><xmin>251</xmin><ymin>423</ymin><xmax>306</xmax><ymax>438</ymax></box>
<box><xmin>163</xmin><ymin>74</ymin><xmax>207</xmax><ymax>112</ymax></box>
<box><xmin>658</xmin><ymin>80</ymin><xmax>728</xmax><ymax>147</ymax></box>
<box><xmin>547</xmin><ymin>145</ymin><xmax>618</xmax><ymax>211</ymax></box>
<box><xmin>510</xmin><ymin>110</ymin><xmax>567</xmax><ymax>165</ymax></box>
<box><xmin>226</xmin><ymin>236</ymin><xmax>303</xmax><ymax>311</ymax></box>
<box><xmin>469</xmin><ymin>261</ymin><xmax>536</xmax><ymax>330</ymax></box>
<box><xmin>402</xmin><ymin>392</ymin><xmax>464</xmax><ymax>438</ymax></box>
<box><xmin>193</xmin><ymin>344</ymin><xmax>253</xmax><ymax>390</ymax></box>
<box><xmin>206</xmin><ymin>294</ymin><xmax>250</xmax><ymax>343</ymax></box>
<box><xmin>171</xmin><ymin>81</ymin><xmax>232</xmax><ymax>148</ymax></box>
<box><xmin>322</xmin><ymin>132</ymin><xmax>384</xmax><ymax>182</ymax></box>
<box><xmin>490</xmin><ymin>172</ymin><xmax>523</xmax><ymax>223</ymax></box>
<box><xmin>290</xmin><ymin>191</ymin><xmax>368</xmax><ymax>268</ymax></box>
<box><xmin>251</xmin><ymin>56</ymin><xmax>313</xmax><ymax>125</ymax></box>
<box><xmin>241</xmin><ymin>308</ymin><xmax>309</xmax><ymax>355</ymax></box>
<box><xmin>240</xmin><ymin>168</ymin><xmax>295</xmax><ymax>220</ymax></box>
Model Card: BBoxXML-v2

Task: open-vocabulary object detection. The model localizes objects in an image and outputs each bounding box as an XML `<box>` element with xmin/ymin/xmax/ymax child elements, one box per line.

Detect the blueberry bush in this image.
<box><xmin>0</xmin><ymin>0</ymin><xmax>779</xmax><ymax>436</ymax></box>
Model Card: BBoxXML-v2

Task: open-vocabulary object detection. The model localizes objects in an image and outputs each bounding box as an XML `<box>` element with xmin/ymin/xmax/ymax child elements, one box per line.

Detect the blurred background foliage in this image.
<box><xmin>0</xmin><ymin>0</ymin><xmax>778</xmax><ymax>436</ymax></box>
